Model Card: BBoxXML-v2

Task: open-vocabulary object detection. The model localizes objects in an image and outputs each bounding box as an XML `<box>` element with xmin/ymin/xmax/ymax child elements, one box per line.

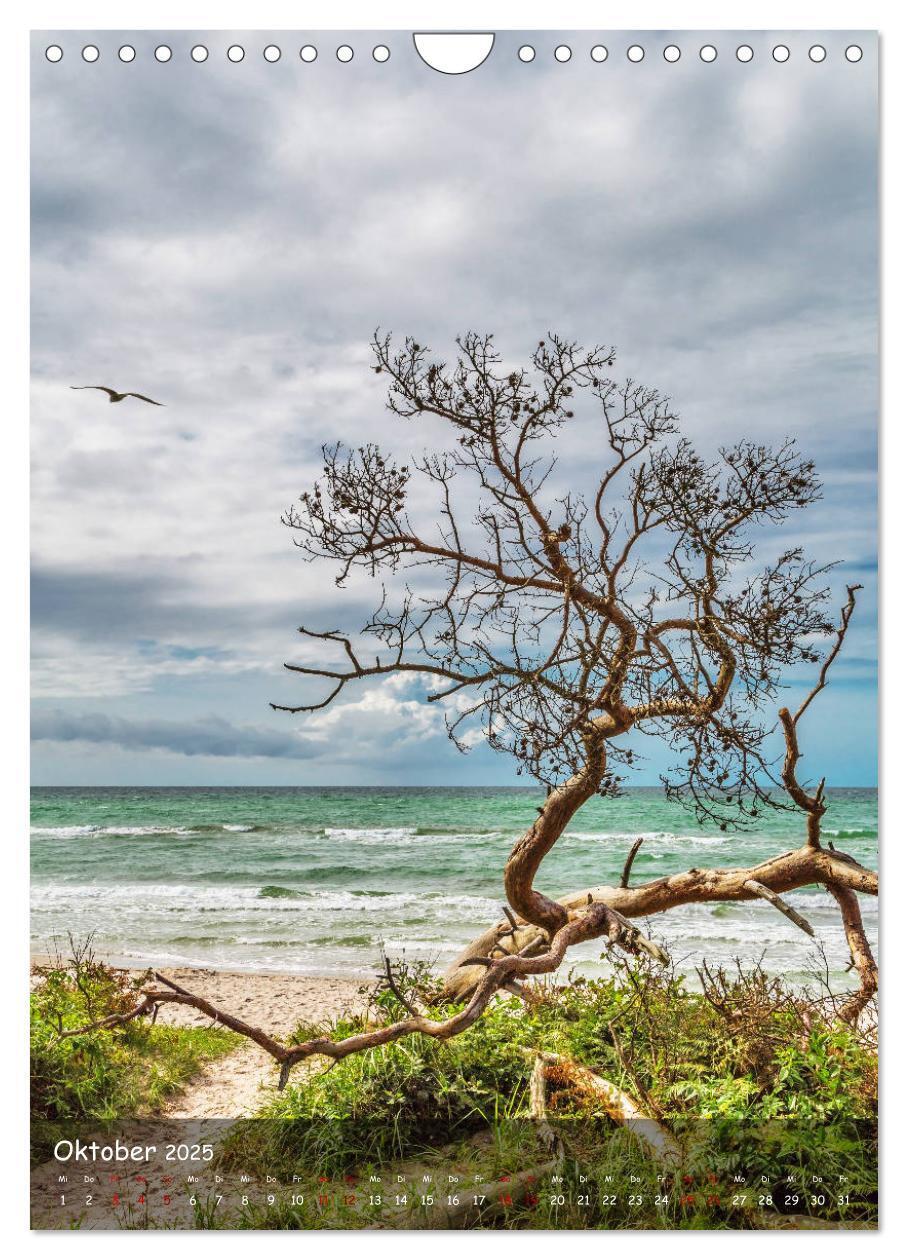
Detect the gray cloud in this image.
<box><xmin>31</xmin><ymin>709</ymin><xmax>317</xmax><ymax>759</ymax></box>
<box><xmin>30</xmin><ymin>563</ymin><xmax>299</xmax><ymax>644</ymax></box>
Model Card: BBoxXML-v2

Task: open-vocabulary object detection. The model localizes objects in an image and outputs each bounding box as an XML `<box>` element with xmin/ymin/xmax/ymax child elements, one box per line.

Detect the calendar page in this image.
<box><xmin>30</xmin><ymin>29</ymin><xmax>878</xmax><ymax>1230</ymax></box>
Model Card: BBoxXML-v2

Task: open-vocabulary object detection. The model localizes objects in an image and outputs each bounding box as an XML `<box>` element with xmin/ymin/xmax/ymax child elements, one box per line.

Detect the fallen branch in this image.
<box><xmin>502</xmin><ymin>979</ymin><xmax>532</xmax><ymax>1002</ymax></box>
<box><xmin>742</xmin><ymin>880</ymin><xmax>815</xmax><ymax>937</ymax></box>
<box><xmin>529</xmin><ymin>1054</ymin><xmax>563</xmax><ymax>1157</ymax></box>
<box><xmin>501</xmin><ymin>905</ymin><xmax>521</xmax><ymax>938</ymax></box>
<box><xmin>59</xmin><ymin>973</ymin><xmax>287</xmax><ymax>1060</ymax></box>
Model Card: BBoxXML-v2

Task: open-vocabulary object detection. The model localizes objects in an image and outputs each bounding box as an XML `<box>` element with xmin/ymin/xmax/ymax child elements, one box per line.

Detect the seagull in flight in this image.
<box><xmin>71</xmin><ymin>385</ymin><xmax>165</xmax><ymax>406</ymax></box>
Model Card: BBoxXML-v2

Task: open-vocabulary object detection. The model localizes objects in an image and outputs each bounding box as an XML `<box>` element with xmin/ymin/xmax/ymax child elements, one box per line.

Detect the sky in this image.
<box><xmin>30</xmin><ymin>29</ymin><xmax>878</xmax><ymax>787</ymax></box>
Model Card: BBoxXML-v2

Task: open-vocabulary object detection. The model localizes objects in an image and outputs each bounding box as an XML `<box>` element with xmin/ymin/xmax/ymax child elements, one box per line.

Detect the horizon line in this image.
<box><xmin>30</xmin><ymin>783</ymin><xmax>879</xmax><ymax>791</ymax></box>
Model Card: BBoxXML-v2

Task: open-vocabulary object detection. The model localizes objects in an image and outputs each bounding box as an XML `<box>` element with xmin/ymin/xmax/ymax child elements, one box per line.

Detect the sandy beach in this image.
<box><xmin>32</xmin><ymin>958</ymin><xmax>369</xmax><ymax>1032</ymax></box>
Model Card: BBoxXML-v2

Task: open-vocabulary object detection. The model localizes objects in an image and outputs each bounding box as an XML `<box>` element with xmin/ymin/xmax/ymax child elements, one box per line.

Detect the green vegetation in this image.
<box><xmin>28</xmin><ymin>947</ymin><xmax>876</xmax><ymax>1229</ymax></box>
<box><xmin>216</xmin><ymin>958</ymin><xmax>876</xmax><ymax>1229</ymax></box>
<box><xmin>31</xmin><ymin>939</ymin><xmax>238</xmax><ymax>1163</ymax></box>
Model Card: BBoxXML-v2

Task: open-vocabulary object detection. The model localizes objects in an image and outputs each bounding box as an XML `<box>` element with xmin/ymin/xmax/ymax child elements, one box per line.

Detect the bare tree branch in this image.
<box><xmin>620</xmin><ymin>837</ymin><xmax>645</xmax><ymax>888</ymax></box>
<box><xmin>742</xmin><ymin>879</ymin><xmax>815</xmax><ymax>937</ymax></box>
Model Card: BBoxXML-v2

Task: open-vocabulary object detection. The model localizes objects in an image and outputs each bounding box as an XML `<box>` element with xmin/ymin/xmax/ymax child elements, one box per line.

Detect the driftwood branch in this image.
<box><xmin>742</xmin><ymin>879</ymin><xmax>815</xmax><ymax>937</ymax></box>
<box><xmin>501</xmin><ymin>905</ymin><xmax>521</xmax><ymax>937</ymax></box>
<box><xmin>528</xmin><ymin>1055</ymin><xmax>562</xmax><ymax>1156</ymax></box>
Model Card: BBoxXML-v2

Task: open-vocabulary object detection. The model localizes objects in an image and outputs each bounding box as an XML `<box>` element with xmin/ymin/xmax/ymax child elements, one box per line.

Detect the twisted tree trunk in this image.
<box><xmin>503</xmin><ymin>738</ymin><xmax>607</xmax><ymax>934</ymax></box>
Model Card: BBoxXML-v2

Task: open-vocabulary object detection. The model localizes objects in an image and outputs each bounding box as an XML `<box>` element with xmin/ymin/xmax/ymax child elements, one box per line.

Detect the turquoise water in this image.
<box><xmin>30</xmin><ymin>787</ymin><xmax>877</xmax><ymax>985</ymax></box>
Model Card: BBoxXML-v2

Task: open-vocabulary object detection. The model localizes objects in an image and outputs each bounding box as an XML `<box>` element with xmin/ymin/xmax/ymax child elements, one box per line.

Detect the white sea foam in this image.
<box><xmin>321</xmin><ymin>826</ymin><xmax>501</xmax><ymax>848</ymax></box>
<box><xmin>31</xmin><ymin>824</ymin><xmax>197</xmax><ymax>838</ymax></box>
<box><xmin>563</xmin><ymin>830</ymin><xmax>730</xmax><ymax>848</ymax></box>
<box><xmin>324</xmin><ymin>826</ymin><xmax>422</xmax><ymax>846</ymax></box>
<box><xmin>325</xmin><ymin>826</ymin><xmax>417</xmax><ymax>837</ymax></box>
<box><xmin>30</xmin><ymin>882</ymin><xmax>500</xmax><ymax>918</ymax></box>
<box><xmin>32</xmin><ymin>822</ymin><xmax>262</xmax><ymax>838</ymax></box>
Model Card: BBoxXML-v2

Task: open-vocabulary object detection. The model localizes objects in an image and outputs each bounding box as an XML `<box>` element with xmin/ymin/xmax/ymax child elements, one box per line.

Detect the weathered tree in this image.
<box><xmin>62</xmin><ymin>333</ymin><xmax>877</xmax><ymax>1073</ymax></box>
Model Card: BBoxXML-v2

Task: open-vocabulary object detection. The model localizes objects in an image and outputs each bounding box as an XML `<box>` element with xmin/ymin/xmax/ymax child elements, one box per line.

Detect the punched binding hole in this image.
<box><xmin>772</xmin><ymin>45</ymin><xmax>790</xmax><ymax>62</ymax></box>
<box><xmin>337</xmin><ymin>45</ymin><xmax>354</xmax><ymax>63</ymax></box>
<box><xmin>554</xmin><ymin>45</ymin><xmax>572</xmax><ymax>62</ymax></box>
<box><xmin>154</xmin><ymin>45</ymin><xmax>172</xmax><ymax>63</ymax></box>
<box><xmin>517</xmin><ymin>45</ymin><xmax>535</xmax><ymax>62</ymax></box>
<box><xmin>736</xmin><ymin>45</ymin><xmax>754</xmax><ymax>62</ymax></box>
<box><xmin>191</xmin><ymin>45</ymin><xmax>209</xmax><ymax>62</ymax></box>
<box><xmin>263</xmin><ymin>45</ymin><xmax>281</xmax><ymax>63</ymax></box>
<box><xmin>118</xmin><ymin>46</ymin><xmax>136</xmax><ymax>63</ymax></box>
<box><xmin>45</xmin><ymin>45</ymin><xmax>63</xmax><ymax>62</ymax></box>
<box><xmin>699</xmin><ymin>45</ymin><xmax>718</xmax><ymax>62</ymax></box>
<box><xmin>591</xmin><ymin>45</ymin><xmax>608</xmax><ymax>63</ymax></box>
<box><xmin>663</xmin><ymin>45</ymin><xmax>681</xmax><ymax>63</ymax></box>
<box><xmin>372</xmin><ymin>45</ymin><xmax>390</xmax><ymax>62</ymax></box>
<box><xmin>808</xmin><ymin>45</ymin><xmax>827</xmax><ymax>63</ymax></box>
<box><xmin>413</xmin><ymin>33</ymin><xmax>494</xmax><ymax>74</ymax></box>
<box><xmin>627</xmin><ymin>45</ymin><xmax>645</xmax><ymax>63</ymax></box>
<box><xmin>81</xmin><ymin>45</ymin><xmax>100</xmax><ymax>62</ymax></box>
<box><xmin>227</xmin><ymin>45</ymin><xmax>245</xmax><ymax>63</ymax></box>
<box><xmin>845</xmin><ymin>45</ymin><xmax>863</xmax><ymax>62</ymax></box>
<box><xmin>300</xmin><ymin>45</ymin><xmax>317</xmax><ymax>63</ymax></box>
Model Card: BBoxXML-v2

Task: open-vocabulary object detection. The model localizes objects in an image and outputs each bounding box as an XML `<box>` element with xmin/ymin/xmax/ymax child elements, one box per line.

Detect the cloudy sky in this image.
<box><xmin>30</xmin><ymin>29</ymin><xmax>877</xmax><ymax>786</ymax></box>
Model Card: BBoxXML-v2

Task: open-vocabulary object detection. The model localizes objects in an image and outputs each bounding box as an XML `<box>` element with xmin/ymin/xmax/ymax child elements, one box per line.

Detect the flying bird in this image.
<box><xmin>70</xmin><ymin>385</ymin><xmax>165</xmax><ymax>406</ymax></box>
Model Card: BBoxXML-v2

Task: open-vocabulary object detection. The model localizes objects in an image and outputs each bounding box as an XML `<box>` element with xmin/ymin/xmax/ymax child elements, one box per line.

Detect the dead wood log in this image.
<box><xmin>535</xmin><ymin>1051</ymin><xmax>683</xmax><ymax>1168</ymax></box>
<box><xmin>528</xmin><ymin>1054</ymin><xmax>563</xmax><ymax>1156</ymax></box>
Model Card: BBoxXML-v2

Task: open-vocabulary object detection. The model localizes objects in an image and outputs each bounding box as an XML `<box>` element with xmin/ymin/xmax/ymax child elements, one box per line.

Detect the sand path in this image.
<box><xmin>154</xmin><ymin>967</ymin><xmax>368</xmax><ymax>1119</ymax></box>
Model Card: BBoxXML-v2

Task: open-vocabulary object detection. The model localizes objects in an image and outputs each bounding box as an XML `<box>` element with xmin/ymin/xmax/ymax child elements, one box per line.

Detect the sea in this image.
<box><xmin>30</xmin><ymin>786</ymin><xmax>878</xmax><ymax>987</ymax></box>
